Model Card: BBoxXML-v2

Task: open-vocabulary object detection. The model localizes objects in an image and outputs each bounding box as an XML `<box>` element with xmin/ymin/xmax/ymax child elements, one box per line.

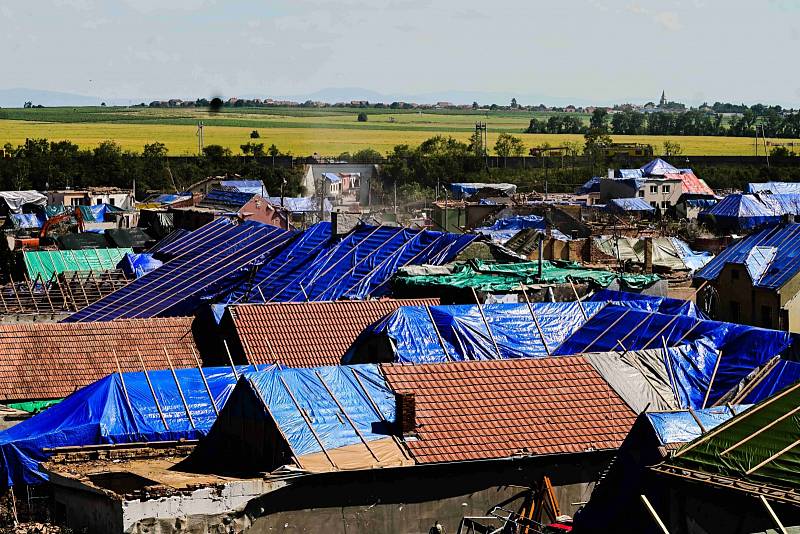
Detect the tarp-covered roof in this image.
<box><xmin>392</xmin><ymin>259</ymin><xmax>660</xmax><ymax>292</ymax></box>
<box><xmin>474</xmin><ymin>215</ymin><xmax>546</xmax><ymax>244</ymax></box>
<box><xmin>117</xmin><ymin>253</ymin><xmax>163</xmax><ymax>278</ymax></box>
<box><xmin>659</xmin><ymin>381</ymin><xmax>800</xmax><ymax>499</ymax></box>
<box><xmin>186</xmin><ymin>364</ymin><xmax>409</xmax><ymax>474</ymax></box>
<box><xmin>344</xmin><ymin>302</ymin><xmax>606</xmax><ymax>364</ymax></box>
<box><xmin>449</xmin><ymin>183</ymin><xmax>517</xmax><ymax>199</ymax></box>
<box><xmin>8</xmin><ymin>213</ymin><xmax>45</xmax><ymax>230</ymax></box>
<box><xmin>647</xmin><ymin>405</ymin><xmax>750</xmax><ymax>447</ymax></box>
<box><xmin>554</xmin><ymin>304</ymin><xmax>799</xmax><ymax>408</ymax></box>
<box><xmin>0</xmin><ymin>191</ymin><xmax>46</xmax><ymax>214</ymax></box>
<box><xmin>0</xmin><ymin>365</ymin><xmax>255</xmax><ymax>487</ymax></box>
<box><xmin>695</xmin><ymin>223</ymin><xmax>800</xmax><ymax>289</ymax></box>
<box><xmin>593</xmin><ymin>236</ymin><xmax>712</xmax><ymax>272</ymax></box>
<box><xmin>226</xmin><ymin>223</ymin><xmax>478</xmax><ymax>304</ymax></box>
<box><xmin>747</xmin><ymin>181</ymin><xmax>800</xmax><ymax>195</ymax></box>
<box><xmin>608</xmin><ymin>197</ymin><xmax>656</xmax><ymax>212</ymax></box>
<box><xmin>78</xmin><ymin>203</ymin><xmax>124</xmax><ymax>223</ymax></box>
<box><xmin>198</xmin><ymin>188</ymin><xmax>257</xmax><ymax>211</ymax></box>
<box><xmin>700</xmin><ymin>193</ymin><xmax>800</xmax><ymax>230</ymax></box>
<box><xmin>586</xmin><ymin>289</ymin><xmax>703</xmax><ymax>318</ymax></box>
<box><xmin>268</xmin><ymin>196</ymin><xmax>332</xmax><ymax>213</ymax></box>
<box><xmin>640</xmin><ymin>158</ymin><xmax>679</xmax><ymax>176</ymax></box>
<box><xmin>65</xmin><ymin>219</ymin><xmax>294</xmax><ymax>321</ymax></box>
<box><xmin>24</xmin><ymin>248</ymin><xmax>132</xmax><ymax>281</ymax></box>
<box><xmin>220</xmin><ymin>179</ymin><xmax>267</xmax><ymax>196</ymax></box>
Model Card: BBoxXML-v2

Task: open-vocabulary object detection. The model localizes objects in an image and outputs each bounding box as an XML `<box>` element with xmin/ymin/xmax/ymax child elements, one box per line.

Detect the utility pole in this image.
<box><xmin>196</xmin><ymin>121</ymin><xmax>204</xmax><ymax>155</ymax></box>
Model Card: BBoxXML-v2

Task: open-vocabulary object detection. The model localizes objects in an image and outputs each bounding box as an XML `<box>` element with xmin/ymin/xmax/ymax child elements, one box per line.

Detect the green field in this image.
<box><xmin>0</xmin><ymin>106</ymin><xmax>787</xmax><ymax>156</ymax></box>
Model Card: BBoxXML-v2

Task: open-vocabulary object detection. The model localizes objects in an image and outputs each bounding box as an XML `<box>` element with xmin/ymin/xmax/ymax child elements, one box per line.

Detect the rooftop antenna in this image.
<box><xmin>196</xmin><ymin>121</ymin><xmax>204</xmax><ymax>155</ymax></box>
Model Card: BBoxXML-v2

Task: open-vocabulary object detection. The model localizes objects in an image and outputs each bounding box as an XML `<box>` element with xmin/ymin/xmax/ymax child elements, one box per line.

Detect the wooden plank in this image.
<box><xmin>425</xmin><ymin>304</ymin><xmax>452</xmax><ymax>362</ymax></box>
<box><xmin>521</xmin><ymin>286</ymin><xmax>550</xmax><ymax>357</ymax></box>
<box><xmin>471</xmin><ymin>287</ymin><xmax>502</xmax><ymax>359</ymax></box>
<box><xmin>163</xmin><ymin>348</ymin><xmax>195</xmax><ymax>429</ymax></box>
<box><xmin>760</xmin><ymin>495</ymin><xmax>789</xmax><ymax>534</ymax></box>
<box><xmin>640</xmin><ymin>494</ymin><xmax>670</xmax><ymax>534</ymax></box>
<box><xmin>135</xmin><ymin>349</ymin><xmax>169</xmax><ymax>431</ymax></box>
<box><xmin>702</xmin><ymin>350</ymin><xmax>723</xmax><ymax>409</ymax></box>
<box><xmin>190</xmin><ymin>346</ymin><xmax>218</xmax><ymax>415</ymax></box>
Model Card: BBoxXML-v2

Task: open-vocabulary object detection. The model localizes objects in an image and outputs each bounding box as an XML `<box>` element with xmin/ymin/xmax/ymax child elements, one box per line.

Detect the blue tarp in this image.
<box><xmin>198</xmin><ymin>188</ymin><xmax>256</xmax><ymax>210</ymax></box>
<box><xmin>117</xmin><ymin>253</ymin><xmax>164</xmax><ymax>278</ymax></box>
<box><xmin>619</xmin><ymin>169</ymin><xmax>644</xmax><ymax>179</ymax></box>
<box><xmin>747</xmin><ymin>182</ymin><xmax>800</xmax><ymax>195</ymax></box>
<box><xmin>449</xmin><ymin>183</ymin><xmax>517</xmax><ymax>199</ymax></box>
<box><xmin>646</xmin><ymin>405</ymin><xmax>750</xmax><ymax>446</ymax></box>
<box><xmin>248</xmin><ymin>365</ymin><xmax>394</xmax><ymax>456</ymax></box>
<box><xmin>78</xmin><ymin>203</ymin><xmax>123</xmax><ymax>223</ymax></box>
<box><xmin>268</xmin><ymin>196</ymin><xmax>333</xmax><ymax>213</ymax></box>
<box><xmin>699</xmin><ymin>193</ymin><xmax>800</xmax><ymax>230</ymax></box>
<box><xmin>554</xmin><ymin>305</ymin><xmax>799</xmax><ymax>408</ymax></box>
<box><xmin>608</xmin><ymin>197</ymin><xmax>656</xmax><ymax>212</ymax></box>
<box><xmin>345</xmin><ymin>302</ymin><xmax>606</xmax><ymax>364</ymax></box>
<box><xmin>0</xmin><ymin>365</ymin><xmax>257</xmax><ymax>487</ymax></box>
<box><xmin>669</xmin><ymin>237</ymin><xmax>713</xmax><ymax>272</ymax></box>
<box><xmin>65</xmin><ymin>219</ymin><xmax>295</xmax><ymax>321</ymax></box>
<box><xmin>147</xmin><ymin>194</ymin><xmax>192</xmax><ymax>206</ymax></box>
<box><xmin>742</xmin><ymin>360</ymin><xmax>800</xmax><ymax>403</ymax></box>
<box><xmin>475</xmin><ymin>215</ymin><xmax>546</xmax><ymax>243</ymax></box>
<box><xmin>684</xmin><ymin>198</ymin><xmax>717</xmax><ymax>208</ymax></box>
<box><xmin>220</xmin><ymin>180</ymin><xmax>267</xmax><ymax>196</ymax></box>
<box><xmin>586</xmin><ymin>289</ymin><xmax>703</xmax><ymax>318</ymax></box>
<box><xmin>8</xmin><ymin>213</ymin><xmax>45</xmax><ymax>229</ymax></box>
<box><xmin>322</xmin><ymin>172</ymin><xmax>342</xmax><ymax>184</ymax></box>
<box><xmin>695</xmin><ymin>223</ymin><xmax>800</xmax><ymax>289</ymax></box>
<box><xmin>577</xmin><ymin>177</ymin><xmax>602</xmax><ymax>194</ymax></box>
<box><xmin>640</xmin><ymin>158</ymin><xmax>679</xmax><ymax>176</ymax></box>
<box><xmin>227</xmin><ymin>223</ymin><xmax>478</xmax><ymax>304</ymax></box>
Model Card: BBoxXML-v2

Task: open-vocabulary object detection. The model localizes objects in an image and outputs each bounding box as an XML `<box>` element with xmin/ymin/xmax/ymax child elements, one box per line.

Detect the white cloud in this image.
<box><xmin>655</xmin><ymin>11</ymin><xmax>682</xmax><ymax>31</ymax></box>
<box><xmin>120</xmin><ymin>0</ymin><xmax>216</xmax><ymax>14</ymax></box>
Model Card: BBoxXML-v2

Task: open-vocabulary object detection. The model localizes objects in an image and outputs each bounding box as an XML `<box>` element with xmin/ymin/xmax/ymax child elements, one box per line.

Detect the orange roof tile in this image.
<box><xmin>0</xmin><ymin>317</ymin><xmax>198</xmax><ymax>402</ymax></box>
<box><xmin>381</xmin><ymin>356</ymin><xmax>636</xmax><ymax>464</ymax></box>
<box><xmin>227</xmin><ymin>299</ymin><xmax>439</xmax><ymax>368</ymax></box>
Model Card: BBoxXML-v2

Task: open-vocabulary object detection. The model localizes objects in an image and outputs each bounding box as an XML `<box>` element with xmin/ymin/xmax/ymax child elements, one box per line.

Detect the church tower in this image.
<box><xmin>659</xmin><ymin>90</ymin><xmax>667</xmax><ymax>107</ymax></box>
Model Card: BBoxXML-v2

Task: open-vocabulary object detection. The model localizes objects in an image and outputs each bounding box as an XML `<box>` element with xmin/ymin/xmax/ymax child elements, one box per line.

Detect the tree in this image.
<box><xmin>494</xmin><ymin>133</ymin><xmax>525</xmax><ymax>161</ymax></box>
<box><xmin>352</xmin><ymin>148</ymin><xmax>382</xmax><ymax>163</ymax></box>
<box><xmin>589</xmin><ymin>108</ymin><xmax>609</xmax><ymax>132</ymax></box>
<box><xmin>250</xmin><ymin>130</ymin><xmax>260</xmax><ymax>139</ymax></box>
<box><xmin>357</xmin><ymin>112</ymin><xmax>368</xmax><ymax>122</ymax></box>
<box><xmin>584</xmin><ymin>129</ymin><xmax>613</xmax><ymax>157</ymax></box>
<box><xmin>472</xmin><ymin>101</ymin><xmax>479</xmax><ymax>110</ymax></box>
<box><xmin>23</xmin><ymin>101</ymin><xmax>32</xmax><ymax>109</ymax></box>
<box><xmin>662</xmin><ymin>140</ymin><xmax>683</xmax><ymax>156</ymax></box>
<box><xmin>202</xmin><ymin>144</ymin><xmax>232</xmax><ymax>159</ymax></box>
<box><xmin>510</xmin><ymin>98</ymin><xmax>518</xmax><ymax>109</ymax></box>
<box><xmin>268</xmin><ymin>144</ymin><xmax>281</xmax><ymax>157</ymax></box>
<box><xmin>240</xmin><ymin>142</ymin><xmax>264</xmax><ymax>156</ymax></box>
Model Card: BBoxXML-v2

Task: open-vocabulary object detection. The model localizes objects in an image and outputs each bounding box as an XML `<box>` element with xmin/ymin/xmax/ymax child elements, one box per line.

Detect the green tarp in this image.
<box><xmin>7</xmin><ymin>399</ymin><xmax>61</xmax><ymax>414</ymax></box>
<box><xmin>394</xmin><ymin>259</ymin><xmax>660</xmax><ymax>292</ymax></box>
<box><xmin>666</xmin><ymin>382</ymin><xmax>800</xmax><ymax>490</ymax></box>
<box><xmin>24</xmin><ymin>248</ymin><xmax>132</xmax><ymax>281</ymax></box>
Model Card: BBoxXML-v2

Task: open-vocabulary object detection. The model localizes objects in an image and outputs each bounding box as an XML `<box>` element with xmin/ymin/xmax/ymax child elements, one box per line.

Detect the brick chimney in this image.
<box><xmin>644</xmin><ymin>237</ymin><xmax>653</xmax><ymax>273</ymax></box>
<box><xmin>395</xmin><ymin>392</ymin><xmax>416</xmax><ymax>436</ymax></box>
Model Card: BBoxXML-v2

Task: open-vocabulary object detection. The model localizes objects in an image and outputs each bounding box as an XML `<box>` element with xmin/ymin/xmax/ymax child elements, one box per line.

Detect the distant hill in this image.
<box><xmin>0</xmin><ymin>88</ymin><xmax>120</xmax><ymax>108</ymax></box>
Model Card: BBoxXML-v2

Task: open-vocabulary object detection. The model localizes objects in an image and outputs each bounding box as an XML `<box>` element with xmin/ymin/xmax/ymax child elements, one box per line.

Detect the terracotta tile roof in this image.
<box><xmin>664</xmin><ymin>172</ymin><xmax>715</xmax><ymax>196</ymax></box>
<box><xmin>0</xmin><ymin>317</ymin><xmax>198</xmax><ymax>402</ymax></box>
<box><xmin>227</xmin><ymin>299</ymin><xmax>439</xmax><ymax>368</ymax></box>
<box><xmin>381</xmin><ymin>356</ymin><xmax>637</xmax><ymax>464</ymax></box>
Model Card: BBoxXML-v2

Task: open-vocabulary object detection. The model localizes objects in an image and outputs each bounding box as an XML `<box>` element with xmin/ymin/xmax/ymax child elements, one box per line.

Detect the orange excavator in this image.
<box><xmin>12</xmin><ymin>208</ymin><xmax>85</xmax><ymax>250</ymax></box>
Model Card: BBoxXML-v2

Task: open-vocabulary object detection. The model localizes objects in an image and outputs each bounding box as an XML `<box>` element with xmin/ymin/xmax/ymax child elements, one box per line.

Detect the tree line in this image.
<box><xmin>526</xmin><ymin>108</ymin><xmax>800</xmax><ymax>138</ymax></box>
<box><xmin>0</xmin><ymin>139</ymin><xmax>305</xmax><ymax>197</ymax></box>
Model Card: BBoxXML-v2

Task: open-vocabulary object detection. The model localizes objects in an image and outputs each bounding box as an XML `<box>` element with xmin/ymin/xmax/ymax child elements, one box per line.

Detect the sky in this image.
<box><xmin>2</xmin><ymin>0</ymin><xmax>800</xmax><ymax>106</ymax></box>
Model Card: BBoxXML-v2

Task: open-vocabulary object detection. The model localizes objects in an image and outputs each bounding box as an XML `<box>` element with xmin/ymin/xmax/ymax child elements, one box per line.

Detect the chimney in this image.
<box><xmin>395</xmin><ymin>392</ymin><xmax>416</xmax><ymax>436</ymax></box>
<box><xmin>330</xmin><ymin>211</ymin><xmax>338</xmax><ymax>235</ymax></box>
<box><xmin>644</xmin><ymin>237</ymin><xmax>653</xmax><ymax>273</ymax></box>
<box><xmin>537</xmin><ymin>235</ymin><xmax>544</xmax><ymax>280</ymax></box>
<box><xmin>607</xmin><ymin>168</ymin><xmax>614</xmax><ymax>179</ymax></box>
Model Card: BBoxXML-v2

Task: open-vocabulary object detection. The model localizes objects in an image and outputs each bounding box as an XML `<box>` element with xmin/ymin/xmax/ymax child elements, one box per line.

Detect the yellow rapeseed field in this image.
<box><xmin>0</xmin><ymin>118</ymin><xmax>782</xmax><ymax>156</ymax></box>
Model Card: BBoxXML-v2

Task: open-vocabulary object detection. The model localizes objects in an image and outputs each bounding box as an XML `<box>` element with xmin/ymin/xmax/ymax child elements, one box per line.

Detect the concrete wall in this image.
<box><xmin>242</xmin><ymin>453</ymin><xmax>612</xmax><ymax>534</ymax></box>
<box><xmin>640</xmin><ymin>178</ymin><xmax>682</xmax><ymax>208</ymax></box>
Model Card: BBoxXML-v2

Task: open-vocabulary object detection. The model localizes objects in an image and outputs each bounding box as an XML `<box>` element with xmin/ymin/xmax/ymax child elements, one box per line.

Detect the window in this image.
<box><xmin>649</xmin><ymin>185</ymin><xmax>658</xmax><ymax>194</ymax></box>
<box><xmin>70</xmin><ymin>198</ymin><xmax>81</xmax><ymax>207</ymax></box>
<box><xmin>729</xmin><ymin>301</ymin><xmax>740</xmax><ymax>322</ymax></box>
<box><xmin>662</xmin><ymin>184</ymin><xmax>671</xmax><ymax>193</ymax></box>
<box><xmin>96</xmin><ymin>198</ymin><xmax>103</xmax><ymax>205</ymax></box>
<box><xmin>661</xmin><ymin>201</ymin><xmax>669</xmax><ymax>209</ymax></box>
<box><xmin>650</xmin><ymin>201</ymin><xmax>657</xmax><ymax>208</ymax></box>
<box><xmin>761</xmin><ymin>305</ymin><xmax>772</xmax><ymax>328</ymax></box>
<box><xmin>109</xmin><ymin>198</ymin><xmax>116</xmax><ymax>206</ymax></box>
<box><xmin>638</xmin><ymin>190</ymin><xmax>645</xmax><ymax>197</ymax></box>
<box><xmin>731</xmin><ymin>269</ymin><xmax>740</xmax><ymax>280</ymax></box>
